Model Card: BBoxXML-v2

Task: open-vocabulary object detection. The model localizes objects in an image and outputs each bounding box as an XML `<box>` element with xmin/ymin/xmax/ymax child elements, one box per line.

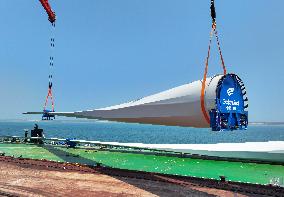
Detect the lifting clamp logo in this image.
<box><xmin>227</xmin><ymin>88</ymin><xmax>234</xmax><ymax>96</ymax></box>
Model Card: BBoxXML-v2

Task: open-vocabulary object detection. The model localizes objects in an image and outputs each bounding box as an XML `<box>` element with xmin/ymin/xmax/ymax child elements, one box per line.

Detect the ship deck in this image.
<box><xmin>0</xmin><ymin>142</ymin><xmax>284</xmax><ymax>187</ymax></box>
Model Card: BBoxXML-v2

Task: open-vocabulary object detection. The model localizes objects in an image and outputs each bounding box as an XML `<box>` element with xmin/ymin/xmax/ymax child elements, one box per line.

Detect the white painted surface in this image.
<box><xmin>46</xmin><ymin>75</ymin><xmax>224</xmax><ymax>127</ymax></box>
<box><xmin>70</xmin><ymin>140</ymin><xmax>284</xmax><ymax>162</ymax></box>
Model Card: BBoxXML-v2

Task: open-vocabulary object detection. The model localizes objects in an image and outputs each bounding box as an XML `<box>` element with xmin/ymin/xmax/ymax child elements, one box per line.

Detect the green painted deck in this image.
<box><xmin>0</xmin><ymin>143</ymin><xmax>284</xmax><ymax>186</ymax></box>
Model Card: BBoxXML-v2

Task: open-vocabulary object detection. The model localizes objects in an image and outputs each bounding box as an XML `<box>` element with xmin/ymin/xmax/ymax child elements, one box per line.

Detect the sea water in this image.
<box><xmin>0</xmin><ymin>120</ymin><xmax>283</xmax><ymax>144</ymax></box>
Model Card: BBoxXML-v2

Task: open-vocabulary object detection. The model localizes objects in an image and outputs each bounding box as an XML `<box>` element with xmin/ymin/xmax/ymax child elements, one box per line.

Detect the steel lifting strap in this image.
<box><xmin>200</xmin><ymin>0</ymin><xmax>227</xmax><ymax>124</ymax></box>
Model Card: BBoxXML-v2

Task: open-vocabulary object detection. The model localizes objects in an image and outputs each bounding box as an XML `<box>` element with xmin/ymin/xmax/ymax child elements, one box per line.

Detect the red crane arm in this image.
<box><xmin>39</xmin><ymin>0</ymin><xmax>56</xmax><ymax>23</ymax></box>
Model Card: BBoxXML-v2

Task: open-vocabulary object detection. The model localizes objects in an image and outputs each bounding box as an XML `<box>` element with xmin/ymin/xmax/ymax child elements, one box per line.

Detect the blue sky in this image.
<box><xmin>0</xmin><ymin>0</ymin><xmax>283</xmax><ymax>121</ymax></box>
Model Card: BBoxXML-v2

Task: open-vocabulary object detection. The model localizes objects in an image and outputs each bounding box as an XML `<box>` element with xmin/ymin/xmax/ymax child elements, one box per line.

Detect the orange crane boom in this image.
<box><xmin>39</xmin><ymin>0</ymin><xmax>56</xmax><ymax>23</ymax></box>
